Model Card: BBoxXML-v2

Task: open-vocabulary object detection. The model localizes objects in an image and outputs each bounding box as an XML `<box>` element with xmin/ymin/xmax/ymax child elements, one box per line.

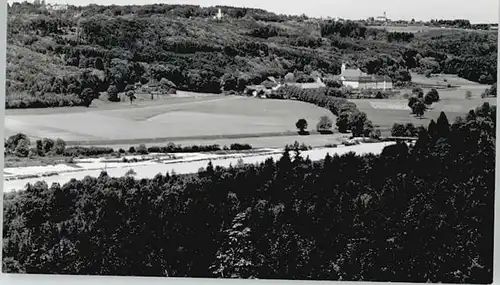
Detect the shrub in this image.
<box><xmin>371</xmin><ymin>129</ymin><xmax>382</xmax><ymax>139</ymax></box>
<box><xmin>137</xmin><ymin>144</ymin><xmax>149</xmax><ymax>155</ymax></box>
<box><xmin>426</xmin><ymin>88</ymin><xmax>440</xmax><ymax>103</ymax></box>
<box><xmin>28</xmin><ymin>148</ymin><xmax>37</xmax><ymax>158</ymax></box>
<box><xmin>324</xmin><ymin>78</ymin><xmax>342</xmax><ymax>88</ymax></box>
<box><xmin>147</xmin><ymin>146</ymin><xmax>162</xmax><ymax>153</ymax></box>
<box><xmin>125</xmin><ymin>169</ymin><xmax>137</xmax><ymax>176</ymax></box>
<box><xmin>230</xmin><ymin>143</ymin><xmax>252</xmax><ymax>151</ymax></box>
<box><xmin>53</xmin><ymin>138</ymin><xmax>66</xmax><ymax>155</ymax></box>
<box><xmin>317</xmin><ymin>116</ymin><xmax>333</xmax><ymax>133</ymax></box>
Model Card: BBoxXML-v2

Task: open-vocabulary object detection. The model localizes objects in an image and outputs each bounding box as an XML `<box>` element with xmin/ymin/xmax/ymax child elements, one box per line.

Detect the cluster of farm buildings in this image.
<box><xmin>245</xmin><ymin>63</ymin><xmax>393</xmax><ymax>97</ymax></box>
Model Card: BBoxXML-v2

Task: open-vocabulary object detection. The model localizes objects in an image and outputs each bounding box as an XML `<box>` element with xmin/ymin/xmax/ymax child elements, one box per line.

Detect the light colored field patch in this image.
<box><xmin>410</xmin><ymin>72</ymin><xmax>487</xmax><ymax>88</ymax></box>
<box><xmin>352</xmin><ymin>97</ymin><xmax>495</xmax><ymax>134</ymax></box>
<box><xmin>369</xmin><ymin>101</ymin><xmax>411</xmax><ymax>111</ymax></box>
<box><xmin>4</xmin><ymin>96</ymin><xmax>335</xmax><ymax>143</ymax></box>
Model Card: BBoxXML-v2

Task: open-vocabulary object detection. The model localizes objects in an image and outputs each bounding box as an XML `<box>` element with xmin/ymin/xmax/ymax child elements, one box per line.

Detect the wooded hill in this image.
<box><xmin>6</xmin><ymin>2</ymin><xmax>498</xmax><ymax>108</ymax></box>
<box><xmin>3</xmin><ymin>103</ymin><xmax>495</xmax><ymax>283</ymax></box>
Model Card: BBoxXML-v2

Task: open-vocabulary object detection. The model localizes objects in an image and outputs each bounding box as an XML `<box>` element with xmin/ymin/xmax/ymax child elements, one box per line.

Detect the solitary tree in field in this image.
<box><xmin>412</xmin><ymin>100</ymin><xmax>426</xmax><ymax>118</ymax></box>
<box><xmin>426</xmin><ymin>88</ymin><xmax>440</xmax><ymax>102</ymax></box>
<box><xmin>316</xmin><ymin>116</ymin><xmax>333</xmax><ymax>133</ymax></box>
<box><xmin>296</xmin><ymin>119</ymin><xmax>308</xmax><ymax>134</ymax></box>
<box><xmin>126</xmin><ymin>90</ymin><xmax>136</xmax><ymax>105</ymax></box>
<box><xmin>465</xmin><ymin>90</ymin><xmax>473</xmax><ymax>100</ymax></box>
<box><xmin>408</xmin><ymin>96</ymin><xmax>419</xmax><ymax>112</ymax></box>
<box><xmin>424</xmin><ymin>93</ymin><xmax>434</xmax><ymax>106</ymax></box>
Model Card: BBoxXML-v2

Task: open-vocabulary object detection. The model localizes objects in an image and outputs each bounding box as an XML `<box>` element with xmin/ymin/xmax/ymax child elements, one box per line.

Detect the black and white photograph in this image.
<box><xmin>1</xmin><ymin>0</ymin><xmax>498</xmax><ymax>283</ymax></box>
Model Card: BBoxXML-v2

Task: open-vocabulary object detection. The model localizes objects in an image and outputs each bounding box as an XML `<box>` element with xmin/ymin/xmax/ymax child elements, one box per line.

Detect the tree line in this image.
<box><xmin>4</xmin><ymin>133</ymin><xmax>253</xmax><ymax>159</ymax></box>
<box><xmin>276</xmin><ymin>85</ymin><xmax>377</xmax><ymax>137</ymax></box>
<box><xmin>3</xmin><ymin>103</ymin><xmax>495</xmax><ymax>283</ymax></box>
<box><xmin>6</xmin><ymin>3</ymin><xmax>496</xmax><ymax>108</ymax></box>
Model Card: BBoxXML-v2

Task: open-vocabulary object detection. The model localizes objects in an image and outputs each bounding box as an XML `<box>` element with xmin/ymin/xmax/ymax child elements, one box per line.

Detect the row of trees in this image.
<box><xmin>390</xmin><ymin>123</ymin><xmax>422</xmax><ymax>137</ymax></box>
<box><xmin>407</xmin><ymin>88</ymin><xmax>440</xmax><ymax>118</ymax></box>
<box><xmin>5</xmin><ymin>134</ymin><xmax>66</xmax><ymax>158</ymax></box>
<box><xmin>277</xmin><ymin>86</ymin><xmax>377</xmax><ymax>137</ymax></box>
<box><xmin>3</xmin><ymin>103</ymin><xmax>495</xmax><ymax>282</ymax></box>
<box><xmin>294</xmin><ymin>116</ymin><xmax>335</xmax><ymax>135</ymax></box>
<box><xmin>4</xmin><ymin>133</ymin><xmax>254</xmax><ymax>159</ymax></box>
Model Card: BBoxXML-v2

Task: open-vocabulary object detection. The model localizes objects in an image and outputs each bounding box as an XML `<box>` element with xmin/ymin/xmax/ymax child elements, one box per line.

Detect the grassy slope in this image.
<box><xmin>4</xmin><ymin>95</ymin><xmax>336</xmax><ymax>143</ymax></box>
<box><xmin>352</xmin><ymin>92</ymin><xmax>496</xmax><ymax>132</ymax></box>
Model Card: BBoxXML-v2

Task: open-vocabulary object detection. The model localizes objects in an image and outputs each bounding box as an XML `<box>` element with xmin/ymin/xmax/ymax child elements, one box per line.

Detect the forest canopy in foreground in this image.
<box><xmin>3</xmin><ymin>103</ymin><xmax>495</xmax><ymax>283</ymax></box>
<box><xmin>6</xmin><ymin>2</ymin><xmax>498</xmax><ymax>108</ymax></box>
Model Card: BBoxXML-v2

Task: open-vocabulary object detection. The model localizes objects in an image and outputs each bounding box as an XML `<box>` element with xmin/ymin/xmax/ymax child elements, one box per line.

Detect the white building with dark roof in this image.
<box><xmin>340</xmin><ymin>63</ymin><xmax>393</xmax><ymax>91</ymax></box>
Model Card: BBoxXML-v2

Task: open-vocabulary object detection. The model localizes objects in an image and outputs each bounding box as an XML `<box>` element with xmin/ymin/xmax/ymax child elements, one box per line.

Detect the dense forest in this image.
<box><xmin>6</xmin><ymin>2</ymin><xmax>498</xmax><ymax>108</ymax></box>
<box><xmin>3</xmin><ymin>102</ymin><xmax>495</xmax><ymax>283</ymax></box>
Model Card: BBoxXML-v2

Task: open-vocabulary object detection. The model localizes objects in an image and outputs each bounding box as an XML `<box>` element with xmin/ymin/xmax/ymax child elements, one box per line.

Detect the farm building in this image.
<box><xmin>340</xmin><ymin>63</ymin><xmax>393</xmax><ymax>90</ymax></box>
<box><xmin>245</xmin><ymin>80</ymin><xmax>280</xmax><ymax>97</ymax></box>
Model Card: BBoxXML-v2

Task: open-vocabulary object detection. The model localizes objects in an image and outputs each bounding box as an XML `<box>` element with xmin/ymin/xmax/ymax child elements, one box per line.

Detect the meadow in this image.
<box><xmin>409</xmin><ymin>72</ymin><xmax>490</xmax><ymax>89</ymax></box>
<box><xmin>351</xmin><ymin>87</ymin><xmax>496</xmax><ymax>133</ymax></box>
<box><xmin>4</xmin><ymin>93</ymin><xmax>336</xmax><ymax>146</ymax></box>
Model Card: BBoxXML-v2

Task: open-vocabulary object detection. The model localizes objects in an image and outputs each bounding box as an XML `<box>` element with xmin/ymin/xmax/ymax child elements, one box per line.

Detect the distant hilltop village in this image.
<box><xmin>213</xmin><ymin>8</ymin><xmax>223</xmax><ymax>21</ymax></box>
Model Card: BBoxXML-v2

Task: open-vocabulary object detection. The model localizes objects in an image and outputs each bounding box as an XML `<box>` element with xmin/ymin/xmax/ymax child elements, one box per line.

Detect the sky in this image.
<box><xmin>7</xmin><ymin>0</ymin><xmax>499</xmax><ymax>23</ymax></box>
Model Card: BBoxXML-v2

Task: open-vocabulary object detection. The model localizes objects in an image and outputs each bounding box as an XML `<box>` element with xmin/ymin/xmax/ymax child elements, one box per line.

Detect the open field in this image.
<box><xmin>352</xmin><ymin>93</ymin><xmax>496</xmax><ymax>133</ymax></box>
<box><xmin>410</xmin><ymin>72</ymin><xmax>490</xmax><ymax>89</ymax></box>
<box><xmin>5</xmin><ymin>91</ymin><xmax>227</xmax><ymax>116</ymax></box>
<box><xmin>4</xmin><ymin>142</ymin><xmax>395</xmax><ymax>192</ymax></box>
<box><xmin>5</xmin><ymin>93</ymin><xmax>336</xmax><ymax>145</ymax></box>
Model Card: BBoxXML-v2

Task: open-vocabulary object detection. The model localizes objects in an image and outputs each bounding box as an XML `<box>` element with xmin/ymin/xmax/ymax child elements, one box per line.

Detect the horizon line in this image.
<box><xmin>7</xmin><ymin>0</ymin><xmax>499</xmax><ymax>25</ymax></box>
